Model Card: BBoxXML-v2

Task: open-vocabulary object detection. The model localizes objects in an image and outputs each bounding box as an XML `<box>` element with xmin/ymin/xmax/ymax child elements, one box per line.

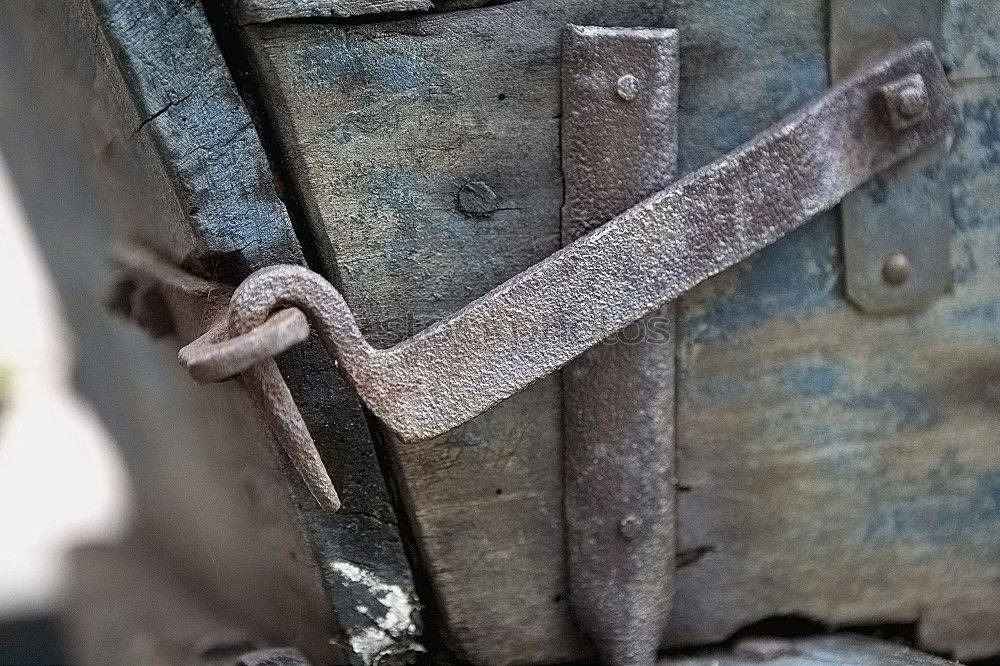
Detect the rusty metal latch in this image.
<box><xmin>114</xmin><ymin>40</ymin><xmax>956</xmax><ymax>516</ymax></box>
<box><xmin>110</xmin><ymin>249</ymin><xmax>341</xmax><ymax>513</ymax></box>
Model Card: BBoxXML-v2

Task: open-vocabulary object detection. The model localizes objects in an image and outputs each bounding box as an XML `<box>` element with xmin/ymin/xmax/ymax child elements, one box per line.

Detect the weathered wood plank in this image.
<box><xmin>242</xmin><ymin>0</ymin><xmax>1000</xmax><ymax>663</ymax></box>
<box><xmin>236</xmin><ymin>0</ymin><xmax>431</xmax><ymax>25</ymax></box>
<box><xmin>672</xmin><ymin>1</ymin><xmax>1000</xmax><ymax>661</ymax></box>
<box><xmin>233</xmin><ymin>0</ymin><xmax>523</xmax><ymax>24</ymax></box>
<box><xmin>94</xmin><ymin>0</ymin><xmax>303</xmax><ymax>274</ymax></box>
<box><xmin>243</xmin><ymin>10</ymin><xmax>577</xmax><ymax>662</ymax></box>
<box><xmin>242</xmin><ymin>4</ymin><xmax>677</xmax><ymax>661</ymax></box>
<box><xmin>944</xmin><ymin>0</ymin><xmax>1000</xmax><ymax>81</ymax></box>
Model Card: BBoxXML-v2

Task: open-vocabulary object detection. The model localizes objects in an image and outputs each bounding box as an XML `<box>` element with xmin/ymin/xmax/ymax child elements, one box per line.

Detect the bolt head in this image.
<box><xmin>457</xmin><ymin>180</ymin><xmax>499</xmax><ymax>217</ymax></box>
<box><xmin>880</xmin><ymin>74</ymin><xmax>929</xmax><ymax>130</ymax></box>
<box><xmin>897</xmin><ymin>83</ymin><xmax>929</xmax><ymax>119</ymax></box>
<box><xmin>882</xmin><ymin>252</ymin><xmax>912</xmax><ymax>286</ymax></box>
<box><xmin>618</xmin><ymin>514</ymin><xmax>643</xmax><ymax>540</ymax></box>
<box><xmin>616</xmin><ymin>74</ymin><xmax>640</xmax><ymax>102</ymax></box>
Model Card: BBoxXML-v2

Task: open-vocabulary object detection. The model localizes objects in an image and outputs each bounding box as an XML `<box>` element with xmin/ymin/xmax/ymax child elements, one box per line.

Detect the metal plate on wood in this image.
<box><xmin>560</xmin><ymin>25</ymin><xmax>678</xmax><ymax>666</ymax></box>
<box><xmin>831</xmin><ymin>0</ymin><xmax>953</xmax><ymax>313</ymax></box>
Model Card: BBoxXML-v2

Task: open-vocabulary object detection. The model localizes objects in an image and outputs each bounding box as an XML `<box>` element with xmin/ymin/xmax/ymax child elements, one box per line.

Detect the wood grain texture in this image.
<box><xmin>672</xmin><ymin>0</ymin><xmax>1000</xmax><ymax>661</ymax></box>
<box><xmin>235</xmin><ymin>0</ymin><xmax>431</xmax><ymax>24</ymax></box>
<box><xmin>0</xmin><ymin>2</ymin><xmax>421</xmax><ymax>663</ymax></box>
<box><xmin>233</xmin><ymin>0</ymin><xmax>523</xmax><ymax>24</ymax></box>
<box><xmin>242</xmin><ymin>0</ymin><xmax>1000</xmax><ymax>663</ymax></box>
<box><xmin>93</xmin><ymin>0</ymin><xmax>304</xmax><ymax>276</ymax></box>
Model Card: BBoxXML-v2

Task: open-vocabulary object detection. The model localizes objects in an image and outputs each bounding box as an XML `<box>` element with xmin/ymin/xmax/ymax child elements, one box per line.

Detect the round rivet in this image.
<box><xmin>882</xmin><ymin>252</ymin><xmax>912</xmax><ymax>286</ymax></box>
<box><xmin>457</xmin><ymin>180</ymin><xmax>498</xmax><ymax>217</ymax></box>
<box><xmin>618</xmin><ymin>514</ymin><xmax>643</xmax><ymax>540</ymax></box>
<box><xmin>616</xmin><ymin>74</ymin><xmax>640</xmax><ymax>102</ymax></box>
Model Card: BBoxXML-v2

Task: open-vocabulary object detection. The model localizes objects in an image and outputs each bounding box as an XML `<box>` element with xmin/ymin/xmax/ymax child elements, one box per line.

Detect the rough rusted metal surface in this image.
<box><xmin>559</xmin><ymin>25</ymin><xmax>678</xmax><ymax>666</ymax></box>
<box><xmin>880</xmin><ymin>74</ymin><xmax>932</xmax><ymax>132</ymax></box>
<box><xmin>181</xmin><ymin>42</ymin><xmax>956</xmax><ymax>444</ymax></box>
<box><xmin>113</xmin><ymin>245</ymin><xmax>342</xmax><ymax>513</ymax></box>
<box><xmin>831</xmin><ymin>0</ymin><xmax>952</xmax><ymax>313</ymax></box>
<box><xmin>181</xmin><ymin>309</ymin><xmax>311</xmax><ymax>383</ymax></box>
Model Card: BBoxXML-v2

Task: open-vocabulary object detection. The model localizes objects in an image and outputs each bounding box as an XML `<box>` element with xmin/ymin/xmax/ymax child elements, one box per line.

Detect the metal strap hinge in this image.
<box><xmin>560</xmin><ymin>25</ymin><xmax>679</xmax><ymax>665</ymax></box>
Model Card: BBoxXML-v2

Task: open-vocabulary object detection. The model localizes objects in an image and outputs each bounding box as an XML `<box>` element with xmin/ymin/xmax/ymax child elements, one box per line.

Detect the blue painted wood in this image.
<box><xmin>241</xmin><ymin>0</ymin><xmax>1000</xmax><ymax>662</ymax></box>
<box><xmin>673</xmin><ymin>1</ymin><xmax>1000</xmax><ymax>660</ymax></box>
<box><xmin>235</xmin><ymin>0</ymin><xmax>431</xmax><ymax>24</ymax></box>
<box><xmin>92</xmin><ymin>0</ymin><xmax>304</xmax><ymax>274</ymax></box>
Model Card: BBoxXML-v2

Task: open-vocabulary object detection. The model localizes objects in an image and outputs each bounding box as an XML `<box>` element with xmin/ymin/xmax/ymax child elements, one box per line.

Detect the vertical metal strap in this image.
<box><xmin>831</xmin><ymin>0</ymin><xmax>952</xmax><ymax>313</ymax></box>
<box><xmin>561</xmin><ymin>25</ymin><xmax>678</xmax><ymax>666</ymax></box>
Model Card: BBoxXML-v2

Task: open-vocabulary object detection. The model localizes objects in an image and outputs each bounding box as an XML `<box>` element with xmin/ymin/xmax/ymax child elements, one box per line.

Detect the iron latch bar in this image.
<box><xmin>176</xmin><ymin>40</ymin><xmax>954</xmax><ymax>443</ymax></box>
<box><xmin>110</xmin><ymin>248</ymin><xmax>341</xmax><ymax>513</ymax></box>
<box><xmin>114</xmin><ymin>40</ymin><xmax>956</xmax><ymax>515</ymax></box>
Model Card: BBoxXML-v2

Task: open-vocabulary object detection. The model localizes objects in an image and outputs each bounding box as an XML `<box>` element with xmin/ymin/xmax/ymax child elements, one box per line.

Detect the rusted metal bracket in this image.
<box><xmin>560</xmin><ymin>25</ymin><xmax>678</xmax><ymax>666</ymax></box>
<box><xmin>172</xmin><ymin>40</ymin><xmax>956</xmax><ymax>446</ymax></box>
<box><xmin>831</xmin><ymin>2</ymin><xmax>953</xmax><ymax>313</ymax></box>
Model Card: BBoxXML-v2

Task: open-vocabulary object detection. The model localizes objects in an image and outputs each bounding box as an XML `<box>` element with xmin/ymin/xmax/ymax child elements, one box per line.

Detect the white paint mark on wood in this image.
<box><xmin>331</xmin><ymin>560</ymin><xmax>424</xmax><ymax>664</ymax></box>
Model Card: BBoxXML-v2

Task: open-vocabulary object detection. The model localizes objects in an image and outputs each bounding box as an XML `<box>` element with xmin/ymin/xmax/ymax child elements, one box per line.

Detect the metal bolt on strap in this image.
<box><xmin>114</xmin><ymin>40</ymin><xmax>956</xmax><ymax>513</ymax></box>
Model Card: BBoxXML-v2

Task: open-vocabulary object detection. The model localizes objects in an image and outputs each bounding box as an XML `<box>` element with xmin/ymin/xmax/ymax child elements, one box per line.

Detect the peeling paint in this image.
<box><xmin>331</xmin><ymin>560</ymin><xmax>424</xmax><ymax>664</ymax></box>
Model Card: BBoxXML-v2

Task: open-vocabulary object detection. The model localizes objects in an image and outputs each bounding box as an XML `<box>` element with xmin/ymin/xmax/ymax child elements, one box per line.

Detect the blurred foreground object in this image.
<box><xmin>0</xmin><ymin>149</ymin><xmax>129</xmax><ymax>658</ymax></box>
